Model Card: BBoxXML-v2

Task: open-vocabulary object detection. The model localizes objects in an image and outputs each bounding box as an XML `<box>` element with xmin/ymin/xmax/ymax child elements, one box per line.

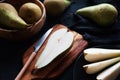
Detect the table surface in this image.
<box><xmin>0</xmin><ymin>0</ymin><xmax>120</xmax><ymax>80</ymax></box>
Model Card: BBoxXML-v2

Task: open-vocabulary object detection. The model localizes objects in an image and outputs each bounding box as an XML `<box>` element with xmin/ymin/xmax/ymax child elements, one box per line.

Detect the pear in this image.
<box><xmin>83</xmin><ymin>57</ymin><xmax>120</xmax><ymax>74</ymax></box>
<box><xmin>0</xmin><ymin>2</ymin><xmax>18</xmax><ymax>14</ymax></box>
<box><xmin>43</xmin><ymin>0</ymin><xmax>71</xmax><ymax>16</ymax></box>
<box><xmin>76</xmin><ymin>3</ymin><xmax>118</xmax><ymax>27</ymax></box>
<box><xmin>19</xmin><ymin>2</ymin><xmax>42</xmax><ymax>24</ymax></box>
<box><xmin>0</xmin><ymin>3</ymin><xmax>28</xmax><ymax>30</ymax></box>
<box><xmin>35</xmin><ymin>28</ymin><xmax>74</xmax><ymax>69</ymax></box>
<box><xmin>96</xmin><ymin>61</ymin><xmax>120</xmax><ymax>80</ymax></box>
<box><xmin>83</xmin><ymin>48</ymin><xmax>120</xmax><ymax>62</ymax></box>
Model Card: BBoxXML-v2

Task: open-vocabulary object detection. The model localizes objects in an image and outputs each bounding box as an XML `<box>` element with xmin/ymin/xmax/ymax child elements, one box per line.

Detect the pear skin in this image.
<box><xmin>0</xmin><ymin>3</ymin><xmax>28</xmax><ymax>30</ymax></box>
<box><xmin>43</xmin><ymin>0</ymin><xmax>71</xmax><ymax>16</ymax></box>
<box><xmin>19</xmin><ymin>2</ymin><xmax>42</xmax><ymax>24</ymax></box>
<box><xmin>76</xmin><ymin>3</ymin><xmax>118</xmax><ymax>27</ymax></box>
<box><xmin>0</xmin><ymin>3</ymin><xmax>18</xmax><ymax>14</ymax></box>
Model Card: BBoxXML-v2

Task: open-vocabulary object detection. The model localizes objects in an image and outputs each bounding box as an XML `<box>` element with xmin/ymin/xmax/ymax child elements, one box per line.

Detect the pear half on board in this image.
<box><xmin>21</xmin><ymin>24</ymin><xmax>88</xmax><ymax>80</ymax></box>
<box><xmin>35</xmin><ymin>28</ymin><xmax>74</xmax><ymax>69</ymax></box>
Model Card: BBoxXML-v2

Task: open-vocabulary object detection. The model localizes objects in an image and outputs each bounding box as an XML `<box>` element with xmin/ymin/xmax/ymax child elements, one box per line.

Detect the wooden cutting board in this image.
<box><xmin>21</xmin><ymin>24</ymin><xmax>88</xmax><ymax>80</ymax></box>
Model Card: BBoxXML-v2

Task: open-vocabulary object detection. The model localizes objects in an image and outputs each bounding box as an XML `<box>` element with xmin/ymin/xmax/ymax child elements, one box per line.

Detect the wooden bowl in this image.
<box><xmin>0</xmin><ymin>0</ymin><xmax>46</xmax><ymax>41</ymax></box>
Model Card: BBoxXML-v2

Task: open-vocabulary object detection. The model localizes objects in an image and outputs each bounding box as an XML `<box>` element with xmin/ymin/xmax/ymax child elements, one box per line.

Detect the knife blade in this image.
<box><xmin>34</xmin><ymin>28</ymin><xmax>53</xmax><ymax>52</ymax></box>
<box><xmin>15</xmin><ymin>28</ymin><xmax>53</xmax><ymax>80</ymax></box>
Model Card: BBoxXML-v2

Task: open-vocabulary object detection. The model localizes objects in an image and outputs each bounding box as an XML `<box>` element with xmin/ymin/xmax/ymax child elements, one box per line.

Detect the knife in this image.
<box><xmin>15</xmin><ymin>28</ymin><xmax>53</xmax><ymax>80</ymax></box>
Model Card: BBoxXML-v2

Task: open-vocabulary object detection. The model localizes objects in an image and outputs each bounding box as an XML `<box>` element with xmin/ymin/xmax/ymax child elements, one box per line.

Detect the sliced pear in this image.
<box><xmin>97</xmin><ymin>61</ymin><xmax>120</xmax><ymax>80</ymax></box>
<box><xmin>35</xmin><ymin>28</ymin><xmax>74</xmax><ymax>69</ymax></box>
<box><xmin>83</xmin><ymin>57</ymin><xmax>120</xmax><ymax>74</ymax></box>
<box><xmin>84</xmin><ymin>48</ymin><xmax>120</xmax><ymax>62</ymax></box>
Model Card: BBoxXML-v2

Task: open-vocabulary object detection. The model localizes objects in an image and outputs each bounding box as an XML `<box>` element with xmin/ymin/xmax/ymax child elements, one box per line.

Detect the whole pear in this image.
<box><xmin>19</xmin><ymin>2</ymin><xmax>42</xmax><ymax>24</ymax></box>
<box><xmin>0</xmin><ymin>3</ymin><xmax>28</xmax><ymax>30</ymax></box>
<box><xmin>0</xmin><ymin>2</ymin><xmax>18</xmax><ymax>14</ymax></box>
<box><xmin>43</xmin><ymin>0</ymin><xmax>71</xmax><ymax>16</ymax></box>
<box><xmin>76</xmin><ymin>3</ymin><xmax>118</xmax><ymax>27</ymax></box>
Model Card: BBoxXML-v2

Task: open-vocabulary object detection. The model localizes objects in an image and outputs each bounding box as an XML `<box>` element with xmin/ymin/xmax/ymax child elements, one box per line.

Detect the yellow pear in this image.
<box><xmin>19</xmin><ymin>2</ymin><xmax>42</xmax><ymax>24</ymax></box>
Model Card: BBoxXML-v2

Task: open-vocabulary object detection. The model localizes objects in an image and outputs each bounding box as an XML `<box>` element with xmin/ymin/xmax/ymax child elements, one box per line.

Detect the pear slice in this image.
<box><xmin>83</xmin><ymin>57</ymin><xmax>120</xmax><ymax>74</ymax></box>
<box><xmin>96</xmin><ymin>61</ymin><xmax>120</xmax><ymax>80</ymax></box>
<box><xmin>35</xmin><ymin>28</ymin><xmax>74</xmax><ymax>69</ymax></box>
<box><xmin>84</xmin><ymin>48</ymin><xmax>120</xmax><ymax>62</ymax></box>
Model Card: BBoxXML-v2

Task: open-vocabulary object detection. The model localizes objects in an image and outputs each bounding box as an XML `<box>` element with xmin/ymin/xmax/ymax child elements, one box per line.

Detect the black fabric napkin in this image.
<box><xmin>58</xmin><ymin>0</ymin><xmax>120</xmax><ymax>49</ymax></box>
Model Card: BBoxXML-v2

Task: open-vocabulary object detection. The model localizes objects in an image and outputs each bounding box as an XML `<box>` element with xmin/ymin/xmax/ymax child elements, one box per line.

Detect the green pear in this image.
<box><xmin>19</xmin><ymin>2</ymin><xmax>42</xmax><ymax>24</ymax></box>
<box><xmin>43</xmin><ymin>0</ymin><xmax>71</xmax><ymax>16</ymax></box>
<box><xmin>76</xmin><ymin>3</ymin><xmax>118</xmax><ymax>27</ymax></box>
<box><xmin>35</xmin><ymin>28</ymin><xmax>74</xmax><ymax>69</ymax></box>
<box><xmin>0</xmin><ymin>3</ymin><xmax>28</xmax><ymax>30</ymax></box>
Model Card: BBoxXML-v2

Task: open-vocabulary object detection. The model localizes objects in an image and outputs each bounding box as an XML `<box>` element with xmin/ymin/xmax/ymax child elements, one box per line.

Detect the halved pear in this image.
<box><xmin>97</xmin><ymin>61</ymin><xmax>120</xmax><ymax>80</ymax></box>
<box><xmin>35</xmin><ymin>28</ymin><xmax>74</xmax><ymax>69</ymax></box>
<box><xmin>83</xmin><ymin>57</ymin><xmax>120</xmax><ymax>74</ymax></box>
<box><xmin>84</xmin><ymin>48</ymin><xmax>120</xmax><ymax>62</ymax></box>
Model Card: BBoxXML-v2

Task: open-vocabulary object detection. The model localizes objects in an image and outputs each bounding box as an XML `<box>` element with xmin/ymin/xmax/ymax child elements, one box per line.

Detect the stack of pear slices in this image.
<box><xmin>83</xmin><ymin>48</ymin><xmax>120</xmax><ymax>80</ymax></box>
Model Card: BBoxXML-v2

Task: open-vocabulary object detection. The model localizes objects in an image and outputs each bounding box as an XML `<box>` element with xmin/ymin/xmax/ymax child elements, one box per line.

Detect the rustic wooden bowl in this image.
<box><xmin>0</xmin><ymin>0</ymin><xmax>46</xmax><ymax>41</ymax></box>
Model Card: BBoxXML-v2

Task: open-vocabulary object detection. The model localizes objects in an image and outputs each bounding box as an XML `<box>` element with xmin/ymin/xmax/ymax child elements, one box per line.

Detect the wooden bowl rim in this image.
<box><xmin>0</xmin><ymin>0</ymin><xmax>46</xmax><ymax>32</ymax></box>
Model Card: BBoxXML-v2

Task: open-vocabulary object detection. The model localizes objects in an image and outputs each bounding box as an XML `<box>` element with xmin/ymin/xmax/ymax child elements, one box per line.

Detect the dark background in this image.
<box><xmin>0</xmin><ymin>0</ymin><xmax>120</xmax><ymax>80</ymax></box>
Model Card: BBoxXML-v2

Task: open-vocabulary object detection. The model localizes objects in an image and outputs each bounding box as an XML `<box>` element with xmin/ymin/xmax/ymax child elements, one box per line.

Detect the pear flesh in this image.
<box><xmin>35</xmin><ymin>28</ymin><xmax>74</xmax><ymax>69</ymax></box>
<box><xmin>84</xmin><ymin>48</ymin><xmax>120</xmax><ymax>62</ymax></box>
<box><xmin>43</xmin><ymin>0</ymin><xmax>71</xmax><ymax>16</ymax></box>
<box><xmin>0</xmin><ymin>3</ymin><xmax>28</xmax><ymax>30</ymax></box>
<box><xmin>83</xmin><ymin>57</ymin><xmax>120</xmax><ymax>74</ymax></box>
<box><xmin>97</xmin><ymin>61</ymin><xmax>120</xmax><ymax>80</ymax></box>
<box><xmin>76</xmin><ymin>3</ymin><xmax>118</xmax><ymax>26</ymax></box>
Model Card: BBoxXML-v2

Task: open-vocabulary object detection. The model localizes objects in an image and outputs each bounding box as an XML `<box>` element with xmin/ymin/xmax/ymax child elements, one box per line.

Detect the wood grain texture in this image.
<box><xmin>21</xmin><ymin>24</ymin><xmax>88</xmax><ymax>80</ymax></box>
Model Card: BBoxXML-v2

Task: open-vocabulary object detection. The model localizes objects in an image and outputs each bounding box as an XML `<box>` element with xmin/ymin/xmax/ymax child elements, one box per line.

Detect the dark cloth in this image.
<box><xmin>59</xmin><ymin>0</ymin><xmax>120</xmax><ymax>49</ymax></box>
<box><xmin>0</xmin><ymin>0</ymin><xmax>120</xmax><ymax>80</ymax></box>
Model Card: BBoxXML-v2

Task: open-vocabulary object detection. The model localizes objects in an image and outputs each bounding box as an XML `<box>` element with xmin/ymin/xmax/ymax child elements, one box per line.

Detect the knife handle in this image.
<box><xmin>15</xmin><ymin>52</ymin><xmax>36</xmax><ymax>80</ymax></box>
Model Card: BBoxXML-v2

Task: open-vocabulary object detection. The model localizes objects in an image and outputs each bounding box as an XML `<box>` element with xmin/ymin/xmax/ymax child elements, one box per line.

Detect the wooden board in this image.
<box><xmin>21</xmin><ymin>24</ymin><xmax>88</xmax><ymax>80</ymax></box>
